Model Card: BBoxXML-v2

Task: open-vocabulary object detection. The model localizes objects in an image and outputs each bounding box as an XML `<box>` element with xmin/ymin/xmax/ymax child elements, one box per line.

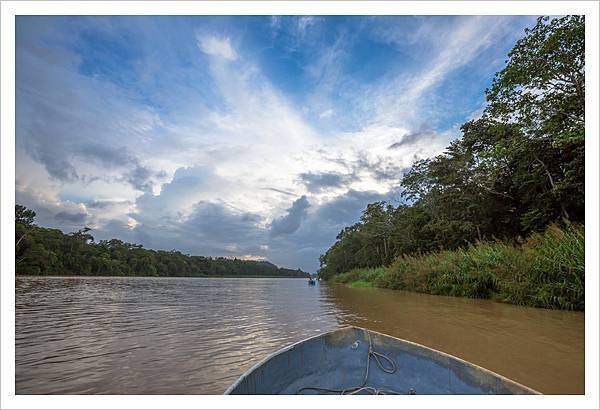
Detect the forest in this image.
<box><xmin>317</xmin><ymin>16</ymin><xmax>585</xmax><ymax>310</ymax></box>
<box><xmin>15</xmin><ymin>205</ymin><xmax>309</xmax><ymax>278</ymax></box>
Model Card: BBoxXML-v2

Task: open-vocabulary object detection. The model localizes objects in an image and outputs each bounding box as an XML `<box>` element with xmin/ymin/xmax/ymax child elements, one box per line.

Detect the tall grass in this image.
<box><xmin>330</xmin><ymin>224</ymin><xmax>584</xmax><ymax>311</ymax></box>
<box><xmin>334</xmin><ymin>267</ymin><xmax>386</xmax><ymax>287</ymax></box>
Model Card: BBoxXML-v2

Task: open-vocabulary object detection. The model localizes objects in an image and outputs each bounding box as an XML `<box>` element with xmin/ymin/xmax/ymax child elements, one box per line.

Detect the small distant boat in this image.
<box><xmin>308</xmin><ymin>278</ymin><xmax>316</xmax><ymax>285</ymax></box>
<box><xmin>224</xmin><ymin>327</ymin><xmax>540</xmax><ymax>395</ymax></box>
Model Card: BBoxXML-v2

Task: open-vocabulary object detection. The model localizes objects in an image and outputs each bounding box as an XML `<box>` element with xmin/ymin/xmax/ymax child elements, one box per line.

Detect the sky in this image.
<box><xmin>15</xmin><ymin>15</ymin><xmax>538</xmax><ymax>273</ymax></box>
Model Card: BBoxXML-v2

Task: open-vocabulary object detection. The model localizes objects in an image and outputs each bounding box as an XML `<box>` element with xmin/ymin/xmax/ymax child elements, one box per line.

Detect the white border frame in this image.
<box><xmin>1</xmin><ymin>1</ymin><xmax>599</xmax><ymax>409</ymax></box>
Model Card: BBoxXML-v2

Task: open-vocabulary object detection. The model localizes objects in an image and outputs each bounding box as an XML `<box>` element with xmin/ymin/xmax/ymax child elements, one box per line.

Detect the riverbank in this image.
<box><xmin>328</xmin><ymin>224</ymin><xmax>584</xmax><ymax>311</ymax></box>
<box><xmin>16</xmin><ymin>274</ymin><xmax>309</xmax><ymax>279</ymax></box>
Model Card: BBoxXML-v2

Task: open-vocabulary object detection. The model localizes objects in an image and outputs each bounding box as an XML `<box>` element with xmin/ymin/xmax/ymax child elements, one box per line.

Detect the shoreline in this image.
<box><xmin>327</xmin><ymin>271</ymin><xmax>584</xmax><ymax>312</ymax></box>
<box><xmin>331</xmin><ymin>279</ymin><xmax>585</xmax><ymax>313</ymax></box>
<box><xmin>16</xmin><ymin>274</ymin><xmax>311</xmax><ymax>279</ymax></box>
<box><xmin>323</xmin><ymin>225</ymin><xmax>584</xmax><ymax>312</ymax></box>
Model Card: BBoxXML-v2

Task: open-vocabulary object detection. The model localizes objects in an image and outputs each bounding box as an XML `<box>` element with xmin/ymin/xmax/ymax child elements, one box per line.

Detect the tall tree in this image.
<box><xmin>485</xmin><ymin>15</ymin><xmax>584</xmax><ymax>226</ymax></box>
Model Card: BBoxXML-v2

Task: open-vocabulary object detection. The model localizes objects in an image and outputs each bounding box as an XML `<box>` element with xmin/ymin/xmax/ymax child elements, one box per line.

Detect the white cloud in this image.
<box><xmin>365</xmin><ymin>16</ymin><xmax>513</xmax><ymax>128</ymax></box>
<box><xmin>197</xmin><ymin>35</ymin><xmax>237</xmax><ymax>60</ymax></box>
<box><xmin>296</xmin><ymin>16</ymin><xmax>318</xmax><ymax>36</ymax></box>
<box><xmin>127</xmin><ymin>217</ymin><xmax>139</xmax><ymax>229</ymax></box>
<box><xmin>319</xmin><ymin>109</ymin><xmax>334</xmax><ymax>119</ymax></box>
<box><xmin>270</xmin><ymin>16</ymin><xmax>281</xmax><ymax>29</ymax></box>
<box><xmin>237</xmin><ymin>254</ymin><xmax>267</xmax><ymax>261</ymax></box>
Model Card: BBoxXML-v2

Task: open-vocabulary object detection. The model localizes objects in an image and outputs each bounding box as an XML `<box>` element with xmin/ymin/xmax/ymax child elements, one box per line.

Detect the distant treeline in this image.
<box><xmin>15</xmin><ymin>205</ymin><xmax>309</xmax><ymax>278</ymax></box>
<box><xmin>319</xmin><ymin>15</ymin><xmax>585</xmax><ymax>298</ymax></box>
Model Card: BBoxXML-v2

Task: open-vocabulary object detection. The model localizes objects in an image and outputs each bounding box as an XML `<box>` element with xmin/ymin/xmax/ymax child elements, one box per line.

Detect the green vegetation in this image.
<box><xmin>15</xmin><ymin>205</ymin><xmax>309</xmax><ymax>278</ymax></box>
<box><xmin>347</xmin><ymin>280</ymin><xmax>374</xmax><ymax>288</ymax></box>
<box><xmin>319</xmin><ymin>16</ymin><xmax>585</xmax><ymax>310</ymax></box>
<box><xmin>333</xmin><ymin>225</ymin><xmax>584</xmax><ymax>310</ymax></box>
<box><xmin>334</xmin><ymin>267</ymin><xmax>387</xmax><ymax>287</ymax></box>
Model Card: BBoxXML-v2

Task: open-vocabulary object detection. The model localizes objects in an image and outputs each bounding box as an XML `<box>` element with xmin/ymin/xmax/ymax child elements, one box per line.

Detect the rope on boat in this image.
<box><xmin>296</xmin><ymin>331</ymin><xmax>410</xmax><ymax>395</ymax></box>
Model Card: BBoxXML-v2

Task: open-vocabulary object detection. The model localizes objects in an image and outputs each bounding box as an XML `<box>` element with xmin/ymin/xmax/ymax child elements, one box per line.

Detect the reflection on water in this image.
<box><xmin>16</xmin><ymin>276</ymin><xmax>583</xmax><ymax>394</ymax></box>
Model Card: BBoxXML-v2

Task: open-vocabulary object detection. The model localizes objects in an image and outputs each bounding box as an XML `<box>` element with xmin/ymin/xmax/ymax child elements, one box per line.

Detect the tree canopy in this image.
<box><xmin>319</xmin><ymin>15</ymin><xmax>584</xmax><ymax>280</ymax></box>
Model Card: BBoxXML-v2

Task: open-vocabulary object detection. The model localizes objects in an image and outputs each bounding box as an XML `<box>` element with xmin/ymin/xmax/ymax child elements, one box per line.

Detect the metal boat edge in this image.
<box><xmin>223</xmin><ymin>326</ymin><xmax>541</xmax><ymax>395</ymax></box>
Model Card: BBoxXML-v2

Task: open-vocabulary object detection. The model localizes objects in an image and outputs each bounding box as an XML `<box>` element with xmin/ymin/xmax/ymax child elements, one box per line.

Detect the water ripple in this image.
<box><xmin>16</xmin><ymin>276</ymin><xmax>584</xmax><ymax>394</ymax></box>
<box><xmin>16</xmin><ymin>277</ymin><xmax>341</xmax><ymax>394</ymax></box>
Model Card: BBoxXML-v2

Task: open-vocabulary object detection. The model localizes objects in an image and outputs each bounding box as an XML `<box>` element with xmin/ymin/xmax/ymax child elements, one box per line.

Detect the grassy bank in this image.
<box><xmin>330</xmin><ymin>224</ymin><xmax>584</xmax><ymax>311</ymax></box>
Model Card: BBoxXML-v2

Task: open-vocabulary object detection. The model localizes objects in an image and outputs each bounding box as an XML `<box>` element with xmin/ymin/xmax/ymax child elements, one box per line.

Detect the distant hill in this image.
<box><xmin>15</xmin><ymin>205</ymin><xmax>310</xmax><ymax>278</ymax></box>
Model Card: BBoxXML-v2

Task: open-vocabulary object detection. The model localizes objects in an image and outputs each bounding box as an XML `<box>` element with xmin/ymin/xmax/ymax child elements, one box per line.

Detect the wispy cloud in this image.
<box><xmin>296</xmin><ymin>16</ymin><xmax>318</xmax><ymax>36</ymax></box>
<box><xmin>319</xmin><ymin>108</ymin><xmax>334</xmax><ymax>119</ymax></box>
<box><xmin>197</xmin><ymin>35</ymin><xmax>237</xmax><ymax>60</ymax></box>
<box><xmin>362</xmin><ymin>16</ymin><xmax>518</xmax><ymax>129</ymax></box>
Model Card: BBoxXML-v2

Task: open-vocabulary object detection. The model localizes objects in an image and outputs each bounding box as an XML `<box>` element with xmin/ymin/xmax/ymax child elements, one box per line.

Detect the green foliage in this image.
<box><xmin>15</xmin><ymin>205</ymin><xmax>309</xmax><ymax>278</ymax></box>
<box><xmin>332</xmin><ymin>225</ymin><xmax>584</xmax><ymax>310</ymax></box>
<box><xmin>486</xmin><ymin>16</ymin><xmax>584</xmax><ymax>139</ymax></box>
<box><xmin>318</xmin><ymin>15</ymin><xmax>585</xmax><ymax>297</ymax></box>
<box><xmin>347</xmin><ymin>280</ymin><xmax>375</xmax><ymax>289</ymax></box>
<box><xmin>334</xmin><ymin>267</ymin><xmax>387</xmax><ymax>286</ymax></box>
<box><xmin>16</xmin><ymin>205</ymin><xmax>36</xmax><ymax>226</ymax></box>
<box><xmin>502</xmin><ymin>224</ymin><xmax>585</xmax><ymax>310</ymax></box>
<box><xmin>485</xmin><ymin>15</ymin><xmax>585</xmax><ymax>226</ymax></box>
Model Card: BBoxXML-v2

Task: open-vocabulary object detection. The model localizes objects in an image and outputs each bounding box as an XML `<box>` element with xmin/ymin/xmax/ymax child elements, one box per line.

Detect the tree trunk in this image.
<box><xmin>534</xmin><ymin>155</ymin><xmax>570</xmax><ymax>220</ymax></box>
<box><xmin>16</xmin><ymin>233</ymin><xmax>27</xmax><ymax>248</ymax></box>
<box><xmin>383</xmin><ymin>237</ymin><xmax>388</xmax><ymax>263</ymax></box>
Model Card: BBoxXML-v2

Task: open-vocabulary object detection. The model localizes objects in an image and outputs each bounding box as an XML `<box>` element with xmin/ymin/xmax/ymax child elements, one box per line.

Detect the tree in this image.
<box><xmin>485</xmin><ymin>15</ymin><xmax>584</xmax><ymax>224</ymax></box>
<box><xmin>16</xmin><ymin>205</ymin><xmax>36</xmax><ymax>226</ymax></box>
<box><xmin>16</xmin><ymin>205</ymin><xmax>37</xmax><ymax>268</ymax></box>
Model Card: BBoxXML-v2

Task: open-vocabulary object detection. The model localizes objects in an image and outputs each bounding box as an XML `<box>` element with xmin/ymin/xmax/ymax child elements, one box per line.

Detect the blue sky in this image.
<box><xmin>16</xmin><ymin>15</ymin><xmax>537</xmax><ymax>272</ymax></box>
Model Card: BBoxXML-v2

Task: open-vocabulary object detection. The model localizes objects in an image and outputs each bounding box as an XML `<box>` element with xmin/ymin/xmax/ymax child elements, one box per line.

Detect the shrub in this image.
<box><xmin>331</xmin><ymin>224</ymin><xmax>584</xmax><ymax>310</ymax></box>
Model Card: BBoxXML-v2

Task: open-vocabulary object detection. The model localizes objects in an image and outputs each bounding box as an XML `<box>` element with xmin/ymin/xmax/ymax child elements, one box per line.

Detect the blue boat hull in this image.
<box><xmin>224</xmin><ymin>327</ymin><xmax>539</xmax><ymax>395</ymax></box>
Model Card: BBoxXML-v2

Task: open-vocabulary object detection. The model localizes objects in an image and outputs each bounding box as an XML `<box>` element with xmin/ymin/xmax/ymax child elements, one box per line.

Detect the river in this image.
<box><xmin>15</xmin><ymin>276</ymin><xmax>584</xmax><ymax>394</ymax></box>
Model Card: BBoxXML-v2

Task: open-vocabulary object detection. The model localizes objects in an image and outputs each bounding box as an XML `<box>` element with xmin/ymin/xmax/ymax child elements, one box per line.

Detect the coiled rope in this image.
<box><xmin>296</xmin><ymin>331</ymin><xmax>409</xmax><ymax>395</ymax></box>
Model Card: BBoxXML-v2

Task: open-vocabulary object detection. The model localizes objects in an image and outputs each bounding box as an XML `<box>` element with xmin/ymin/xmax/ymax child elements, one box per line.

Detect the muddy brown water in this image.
<box><xmin>15</xmin><ymin>276</ymin><xmax>584</xmax><ymax>394</ymax></box>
